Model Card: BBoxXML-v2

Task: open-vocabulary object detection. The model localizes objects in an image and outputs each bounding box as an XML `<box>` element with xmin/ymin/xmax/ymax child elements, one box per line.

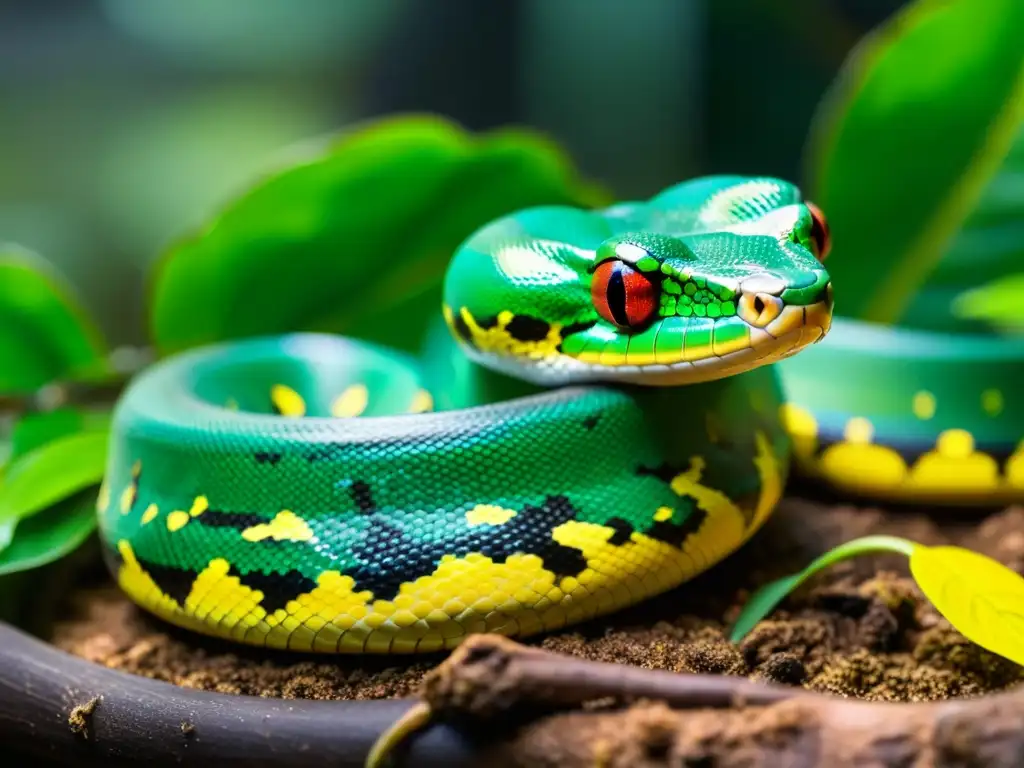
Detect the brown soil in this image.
<box><xmin>48</xmin><ymin>494</ymin><xmax>1024</xmax><ymax>703</ymax></box>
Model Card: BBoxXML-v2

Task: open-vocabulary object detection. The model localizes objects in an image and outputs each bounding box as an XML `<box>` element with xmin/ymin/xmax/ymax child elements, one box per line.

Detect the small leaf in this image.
<box><xmin>0</xmin><ymin>431</ymin><xmax>109</xmax><ymax>544</ymax></box>
<box><xmin>149</xmin><ymin>114</ymin><xmax>607</xmax><ymax>356</ymax></box>
<box><xmin>0</xmin><ymin>488</ymin><xmax>98</xmax><ymax>576</ymax></box>
<box><xmin>0</xmin><ymin>245</ymin><xmax>109</xmax><ymax>393</ymax></box>
<box><xmin>729</xmin><ymin>535</ymin><xmax>915</xmax><ymax>643</ymax></box>
<box><xmin>950</xmin><ymin>272</ymin><xmax>1024</xmax><ymax>333</ymax></box>
<box><xmin>805</xmin><ymin>0</ymin><xmax>1024</xmax><ymax>323</ymax></box>
<box><xmin>909</xmin><ymin>544</ymin><xmax>1024</xmax><ymax>666</ymax></box>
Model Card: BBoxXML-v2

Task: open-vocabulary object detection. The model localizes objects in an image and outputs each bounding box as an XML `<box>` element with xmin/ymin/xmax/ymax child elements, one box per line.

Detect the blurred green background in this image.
<box><xmin>0</xmin><ymin>0</ymin><xmax>909</xmax><ymax>349</ymax></box>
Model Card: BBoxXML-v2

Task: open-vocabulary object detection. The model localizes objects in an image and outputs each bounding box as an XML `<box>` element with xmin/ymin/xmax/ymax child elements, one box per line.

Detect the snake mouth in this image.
<box><xmin>602</xmin><ymin>295</ymin><xmax>833</xmax><ymax>386</ymax></box>
<box><xmin>447</xmin><ymin>280</ymin><xmax>833</xmax><ymax>388</ymax></box>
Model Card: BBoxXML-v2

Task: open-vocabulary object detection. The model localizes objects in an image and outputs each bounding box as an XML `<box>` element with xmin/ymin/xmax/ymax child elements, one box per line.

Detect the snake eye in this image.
<box><xmin>591</xmin><ymin>259</ymin><xmax>659</xmax><ymax>330</ymax></box>
<box><xmin>806</xmin><ymin>202</ymin><xmax>831</xmax><ymax>262</ymax></box>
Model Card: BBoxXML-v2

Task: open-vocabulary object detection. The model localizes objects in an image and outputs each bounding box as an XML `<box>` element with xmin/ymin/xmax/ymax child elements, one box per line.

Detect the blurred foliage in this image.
<box><xmin>101</xmin><ymin>0</ymin><xmax>409</xmax><ymax>72</ymax></box>
<box><xmin>804</xmin><ymin>0</ymin><xmax>1024</xmax><ymax>327</ymax></box>
<box><xmin>0</xmin><ymin>249</ymin><xmax>110</xmax><ymax>586</ymax></box>
<box><xmin>0</xmin><ymin>245</ymin><xmax>109</xmax><ymax>393</ymax></box>
<box><xmin>953</xmin><ymin>272</ymin><xmax>1024</xmax><ymax>333</ymax></box>
<box><xmin>150</xmin><ymin>114</ymin><xmax>607</xmax><ymax>356</ymax></box>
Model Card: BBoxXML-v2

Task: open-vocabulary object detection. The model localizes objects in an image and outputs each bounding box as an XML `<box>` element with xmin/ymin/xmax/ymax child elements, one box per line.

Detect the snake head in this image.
<box><xmin>443</xmin><ymin>175</ymin><xmax>833</xmax><ymax>387</ymax></box>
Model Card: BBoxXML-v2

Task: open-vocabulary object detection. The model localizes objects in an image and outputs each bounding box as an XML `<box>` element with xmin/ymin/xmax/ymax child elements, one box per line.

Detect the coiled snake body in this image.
<box><xmin>100</xmin><ymin>177</ymin><xmax>843</xmax><ymax>654</ymax></box>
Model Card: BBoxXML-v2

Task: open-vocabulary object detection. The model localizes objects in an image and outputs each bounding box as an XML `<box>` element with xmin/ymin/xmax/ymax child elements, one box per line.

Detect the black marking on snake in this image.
<box><xmin>345</xmin><ymin>480</ymin><xmax>376</xmax><ymax>514</ymax></box>
<box><xmin>505</xmin><ymin>315</ymin><xmax>550</xmax><ymax>342</ymax></box>
<box><xmin>304</xmin><ymin>447</ymin><xmax>335</xmax><ymax>463</ymax></box>
<box><xmin>229</xmin><ymin>566</ymin><xmax>317</xmax><ymax>614</ymax></box>
<box><xmin>638</xmin><ymin>461</ymin><xmax>758</xmax><ymax>530</ymax></box>
<box><xmin>602</xmin><ymin>510</ymin><xmax>707</xmax><ymax>549</ymax></box>
<box><xmin>140</xmin><ymin>560</ymin><xmax>200</xmax><ymax>607</ymax></box>
<box><xmin>254</xmin><ymin>452</ymin><xmax>283</xmax><ymax>466</ymax></box>
<box><xmin>582</xmin><ymin>414</ymin><xmax>601</xmax><ymax>431</ymax></box>
<box><xmin>646</xmin><ymin>509</ymin><xmax>707</xmax><ymax>548</ymax></box>
<box><xmin>556</xmin><ymin>321</ymin><xmax>598</xmax><ymax>353</ymax></box>
<box><xmin>603</xmin><ymin>516</ymin><xmax>635</xmax><ymax>546</ymax></box>
<box><xmin>197</xmin><ymin>509</ymin><xmax>268</xmax><ymax>531</ymax></box>
<box><xmin>636</xmin><ymin>463</ymin><xmax>679</xmax><ymax>484</ymax></box>
<box><xmin>343</xmin><ymin>495</ymin><xmax>586</xmax><ymax>600</ymax></box>
<box><xmin>451</xmin><ymin>312</ymin><xmax>473</xmax><ymax>342</ymax></box>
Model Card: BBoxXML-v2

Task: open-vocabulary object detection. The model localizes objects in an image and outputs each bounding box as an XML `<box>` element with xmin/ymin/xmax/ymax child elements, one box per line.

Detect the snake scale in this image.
<box><xmin>96</xmin><ymin>175</ymin><xmax>1021</xmax><ymax>655</ymax></box>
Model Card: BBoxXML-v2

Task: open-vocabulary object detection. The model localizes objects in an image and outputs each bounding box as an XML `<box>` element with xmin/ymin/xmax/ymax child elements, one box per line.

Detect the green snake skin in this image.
<box><xmin>98</xmin><ymin>175</ymin><xmax>834</xmax><ymax>654</ymax></box>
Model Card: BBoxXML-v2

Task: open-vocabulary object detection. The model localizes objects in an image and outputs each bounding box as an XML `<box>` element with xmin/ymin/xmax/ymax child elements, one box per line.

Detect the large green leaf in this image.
<box><xmin>805</xmin><ymin>0</ymin><xmax>1024</xmax><ymax>324</ymax></box>
<box><xmin>0</xmin><ymin>245</ymin><xmax>109</xmax><ymax>393</ymax></box>
<box><xmin>149</xmin><ymin>114</ymin><xmax>608</xmax><ymax>355</ymax></box>
<box><xmin>0</xmin><ymin>488</ymin><xmax>98</xmax><ymax>576</ymax></box>
<box><xmin>8</xmin><ymin>407</ymin><xmax>113</xmax><ymax>463</ymax></box>
<box><xmin>0</xmin><ymin>430</ymin><xmax>109</xmax><ymax>551</ymax></box>
<box><xmin>903</xmin><ymin>124</ymin><xmax>1024</xmax><ymax>333</ymax></box>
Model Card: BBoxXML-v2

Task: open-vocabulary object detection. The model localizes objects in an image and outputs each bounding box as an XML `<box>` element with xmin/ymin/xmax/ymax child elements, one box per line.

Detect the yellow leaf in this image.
<box><xmin>910</xmin><ymin>544</ymin><xmax>1024</xmax><ymax>666</ymax></box>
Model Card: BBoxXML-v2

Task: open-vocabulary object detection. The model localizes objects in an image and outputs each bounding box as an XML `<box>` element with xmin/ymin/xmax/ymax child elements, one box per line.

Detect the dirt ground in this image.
<box><xmin>48</xmin><ymin>491</ymin><xmax>1024</xmax><ymax>703</ymax></box>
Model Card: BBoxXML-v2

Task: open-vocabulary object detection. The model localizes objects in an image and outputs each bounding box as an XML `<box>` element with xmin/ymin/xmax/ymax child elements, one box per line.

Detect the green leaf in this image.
<box><xmin>0</xmin><ymin>431</ymin><xmax>109</xmax><ymax>551</ymax></box>
<box><xmin>9</xmin><ymin>408</ymin><xmax>85</xmax><ymax>463</ymax></box>
<box><xmin>805</xmin><ymin>0</ymin><xmax>1024</xmax><ymax>324</ymax></box>
<box><xmin>902</xmin><ymin>124</ymin><xmax>1024</xmax><ymax>334</ymax></box>
<box><xmin>8</xmin><ymin>408</ymin><xmax>114</xmax><ymax>465</ymax></box>
<box><xmin>728</xmin><ymin>535</ymin><xmax>915</xmax><ymax>643</ymax></box>
<box><xmin>951</xmin><ymin>272</ymin><xmax>1024</xmax><ymax>333</ymax></box>
<box><xmin>909</xmin><ymin>544</ymin><xmax>1024</xmax><ymax>666</ymax></box>
<box><xmin>0</xmin><ymin>245</ymin><xmax>109</xmax><ymax>393</ymax></box>
<box><xmin>0</xmin><ymin>488</ymin><xmax>98</xmax><ymax>576</ymax></box>
<box><xmin>149</xmin><ymin>114</ymin><xmax>608</xmax><ymax>356</ymax></box>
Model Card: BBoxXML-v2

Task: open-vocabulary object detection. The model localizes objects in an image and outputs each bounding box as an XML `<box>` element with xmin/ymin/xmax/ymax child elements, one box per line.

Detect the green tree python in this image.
<box><xmin>96</xmin><ymin>175</ymin><xmax>1019</xmax><ymax>655</ymax></box>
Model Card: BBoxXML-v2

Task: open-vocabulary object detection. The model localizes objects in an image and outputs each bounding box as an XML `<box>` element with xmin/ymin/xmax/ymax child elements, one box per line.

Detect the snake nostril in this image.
<box><xmin>752</xmin><ymin>295</ymin><xmax>766</xmax><ymax>316</ymax></box>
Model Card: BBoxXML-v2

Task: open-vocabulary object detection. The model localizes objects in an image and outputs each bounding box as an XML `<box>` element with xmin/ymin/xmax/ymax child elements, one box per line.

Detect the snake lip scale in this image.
<box><xmin>96</xmin><ymin>173</ymin><xmax>1017</xmax><ymax>655</ymax></box>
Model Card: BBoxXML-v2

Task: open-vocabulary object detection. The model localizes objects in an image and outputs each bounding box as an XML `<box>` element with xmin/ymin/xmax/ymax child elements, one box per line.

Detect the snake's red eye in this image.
<box><xmin>591</xmin><ymin>259</ymin><xmax>659</xmax><ymax>330</ymax></box>
<box><xmin>806</xmin><ymin>202</ymin><xmax>831</xmax><ymax>262</ymax></box>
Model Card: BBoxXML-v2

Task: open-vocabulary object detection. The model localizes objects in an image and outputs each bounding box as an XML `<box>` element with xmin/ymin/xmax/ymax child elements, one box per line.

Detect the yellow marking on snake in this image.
<box><xmin>779</xmin><ymin>402</ymin><xmax>818</xmax><ymax>462</ymax></box>
<box><xmin>408</xmin><ymin>389</ymin><xmax>433</xmax><ymax>414</ymax></box>
<box><xmin>465</xmin><ymin>504</ymin><xmax>517</xmax><ymax>526</ymax></box>
<box><xmin>120</xmin><ymin>460</ymin><xmax>142</xmax><ymax>514</ymax></box>
<box><xmin>241</xmin><ymin>510</ymin><xmax>314</xmax><ymax>543</ymax></box>
<box><xmin>712</xmin><ymin>327</ymin><xmax>751</xmax><ymax>356</ymax></box>
<box><xmin>96</xmin><ymin>479</ymin><xmax>110</xmax><ymax>514</ymax></box>
<box><xmin>653</xmin><ymin>506</ymin><xmax>673</xmax><ymax>522</ymax></box>
<box><xmin>905</xmin><ymin>430</ymin><xmax>999</xmax><ymax>492</ymax></box>
<box><xmin>457</xmin><ymin>308</ymin><xmax>564</xmax><ymax>359</ymax></box>
<box><xmin>114</xmin><ymin>435</ymin><xmax>780</xmax><ymax>654</ymax></box>
<box><xmin>844</xmin><ymin>417</ymin><xmax>874</xmax><ymax>443</ymax></box>
<box><xmin>912</xmin><ymin>390</ymin><xmax>936</xmax><ymax>420</ymax></box>
<box><xmin>119</xmin><ymin>486</ymin><xmax>136</xmax><ymax>515</ymax></box>
<box><xmin>166</xmin><ymin>511</ymin><xmax>190</xmax><ymax>532</ymax></box>
<box><xmin>271</xmin><ymin>384</ymin><xmax>305</xmax><ymax>417</ymax></box>
<box><xmin>795</xmin><ymin>405</ymin><xmax>1022</xmax><ymax>501</ymax></box>
<box><xmin>190</xmin><ymin>496</ymin><xmax>208</xmax><ymax>518</ymax></box>
<box><xmin>751</xmin><ymin>431</ymin><xmax>784</xmax><ymax>532</ymax></box>
<box><xmin>331</xmin><ymin>385</ymin><xmax>369</xmax><ymax>418</ymax></box>
<box><xmin>166</xmin><ymin>498</ymin><xmax>205</xmax><ymax>532</ymax></box>
<box><xmin>141</xmin><ymin>504</ymin><xmax>159</xmax><ymax>525</ymax></box>
<box><xmin>819</xmin><ymin>416</ymin><xmax>907</xmax><ymax>490</ymax></box>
